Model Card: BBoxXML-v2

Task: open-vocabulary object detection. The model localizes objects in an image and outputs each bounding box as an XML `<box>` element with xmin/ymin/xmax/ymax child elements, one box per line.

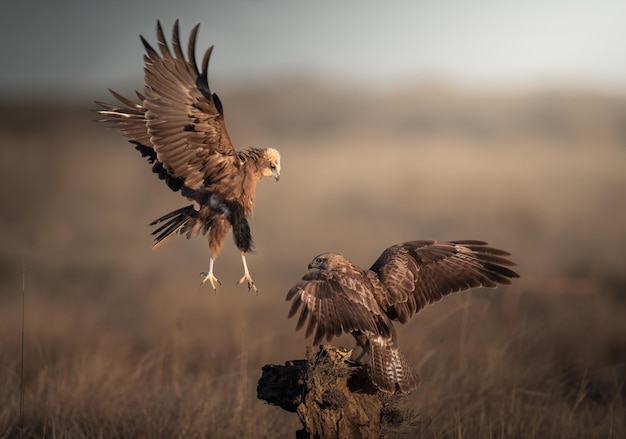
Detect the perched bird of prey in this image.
<box><xmin>95</xmin><ymin>20</ymin><xmax>281</xmax><ymax>292</ymax></box>
<box><xmin>286</xmin><ymin>240</ymin><xmax>519</xmax><ymax>393</ymax></box>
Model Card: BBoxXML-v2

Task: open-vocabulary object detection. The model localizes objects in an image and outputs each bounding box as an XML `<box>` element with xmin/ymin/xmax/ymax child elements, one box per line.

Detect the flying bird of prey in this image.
<box><xmin>286</xmin><ymin>240</ymin><xmax>519</xmax><ymax>393</ymax></box>
<box><xmin>95</xmin><ymin>20</ymin><xmax>281</xmax><ymax>292</ymax></box>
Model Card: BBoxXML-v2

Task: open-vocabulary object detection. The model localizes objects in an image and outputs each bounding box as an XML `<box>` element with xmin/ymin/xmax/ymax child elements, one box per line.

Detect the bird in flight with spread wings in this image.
<box><xmin>95</xmin><ymin>20</ymin><xmax>281</xmax><ymax>292</ymax></box>
<box><xmin>286</xmin><ymin>240</ymin><xmax>519</xmax><ymax>393</ymax></box>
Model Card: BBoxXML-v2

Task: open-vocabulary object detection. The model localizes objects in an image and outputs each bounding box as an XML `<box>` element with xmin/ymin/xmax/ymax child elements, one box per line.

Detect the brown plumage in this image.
<box><xmin>286</xmin><ymin>240</ymin><xmax>519</xmax><ymax>393</ymax></box>
<box><xmin>94</xmin><ymin>20</ymin><xmax>281</xmax><ymax>292</ymax></box>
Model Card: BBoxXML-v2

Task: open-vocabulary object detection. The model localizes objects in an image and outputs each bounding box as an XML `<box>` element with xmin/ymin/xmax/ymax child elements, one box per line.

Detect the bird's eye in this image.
<box><xmin>315</xmin><ymin>257</ymin><xmax>323</xmax><ymax>264</ymax></box>
<box><xmin>270</xmin><ymin>164</ymin><xmax>277</xmax><ymax>170</ymax></box>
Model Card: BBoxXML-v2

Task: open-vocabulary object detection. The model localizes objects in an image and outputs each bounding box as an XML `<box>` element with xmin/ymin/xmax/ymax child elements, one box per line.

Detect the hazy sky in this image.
<box><xmin>2</xmin><ymin>0</ymin><xmax>625</xmax><ymax>101</ymax></box>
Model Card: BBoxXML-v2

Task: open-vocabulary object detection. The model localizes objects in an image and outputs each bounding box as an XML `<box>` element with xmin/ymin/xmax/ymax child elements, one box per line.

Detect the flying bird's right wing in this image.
<box><xmin>95</xmin><ymin>20</ymin><xmax>240</xmax><ymax>191</ymax></box>
<box><xmin>370</xmin><ymin>240</ymin><xmax>519</xmax><ymax>323</ymax></box>
<box><xmin>286</xmin><ymin>270</ymin><xmax>392</xmax><ymax>346</ymax></box>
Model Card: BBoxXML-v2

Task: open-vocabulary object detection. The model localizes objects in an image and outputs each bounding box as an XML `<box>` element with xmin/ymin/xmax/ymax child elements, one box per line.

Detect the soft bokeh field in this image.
<box><xmin>1</xmin><ymin>82</ymin><xmax>625</xmax><ymax>438</ymax></box>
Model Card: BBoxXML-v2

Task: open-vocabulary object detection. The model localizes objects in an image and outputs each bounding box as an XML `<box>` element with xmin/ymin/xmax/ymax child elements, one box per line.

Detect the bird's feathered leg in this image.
<box><xmin>353</xmin><ymin>347</ymin><xmax>367</xmax><ymax>363</ymax></box>
<box><xmin>200</xmin><ymin>256</ymin><xmax>221</xmax><ymax>293</ymax></box>
<box><xmin>227</xmin><ymin>202</ymin><xmax>257</xmax><ymax>293</ymax></box>
<box><xmin>200</xmin><ymin>215</ymin><xmax>229</xmax><ymax>292</ymax></box>
<box><xmin>351</xmin><ymin>331</ymin><xmax>369</xmax><ymax>363</ymax></box>
<box><xmin>237</xmin><ymin>252</ymin><xmax>257</xmax><ymax>293</ymax></box>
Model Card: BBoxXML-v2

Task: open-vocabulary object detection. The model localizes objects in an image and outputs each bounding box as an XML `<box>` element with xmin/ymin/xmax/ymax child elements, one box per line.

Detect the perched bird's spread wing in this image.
<box><xmin>286</xmin><ymin>242</ymin><xmax>518</xmax><ymax>393</ymax></box>
<box><xmin>286</xmin><ymin>269</ymin><xmax>392</xmax><ymax>345</ymax></box>
<box><xmin>96</xmin><ymin>20</ymin><xmax>239</xmax><ymax>191</ymax></box>
<box><xmin>370</xmin><ymin>240</ymin><xmax>519</xmax><ymax>323</ymax></box>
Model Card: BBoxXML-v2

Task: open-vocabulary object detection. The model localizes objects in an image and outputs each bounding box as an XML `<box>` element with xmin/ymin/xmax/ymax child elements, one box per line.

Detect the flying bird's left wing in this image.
<box><xmin>141</xmin><ymin>20</ymin><xmax>240</xmax><ymax>190</ymax></box>
<box><xmin>370</xmin><ymin>240</ymin><xmax>519</xmax><ymax>323</ymax></box>
<box><xmin>286</xmin><ymin>270</ymin><xmax>392</xmax><ymax>345</ymax></box>
<box><xmin>95</xmin><ymin>20</ymin><xmax>240</xmax><ymax>191</ymax></box>
<box><xmin>95</xmin><ymin>89</ymin><xmax>152</xmax><ymax>147</ymax></box>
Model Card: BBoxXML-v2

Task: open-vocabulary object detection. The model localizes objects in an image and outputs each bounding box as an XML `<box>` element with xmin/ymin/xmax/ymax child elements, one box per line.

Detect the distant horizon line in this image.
<box><xmin>2</xmin><ymin>74</ymin><xmax>625</xmax><ymax>106</ymax></box>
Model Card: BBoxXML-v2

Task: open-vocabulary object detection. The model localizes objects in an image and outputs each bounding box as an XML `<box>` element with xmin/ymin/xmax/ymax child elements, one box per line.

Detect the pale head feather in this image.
<box><xmin>261</xmin><ymin>148</ymin><xmax>281</xmax><ymax>180</ymax></box>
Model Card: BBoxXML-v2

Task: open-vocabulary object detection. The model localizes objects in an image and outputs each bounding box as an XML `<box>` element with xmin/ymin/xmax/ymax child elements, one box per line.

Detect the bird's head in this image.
<box><xmin>261</xmin><ymin>148</ymin><xmax>281</xmax><ymax>181</ymax></box>
<box><xmin>308</xmin><ymin>252</ymin><xmax>346</xmax><ymax>271</ymax></box>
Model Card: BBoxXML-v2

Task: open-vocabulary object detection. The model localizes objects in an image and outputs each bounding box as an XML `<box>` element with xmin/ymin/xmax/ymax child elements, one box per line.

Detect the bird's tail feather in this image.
<box><xmin>150</xmin><ymin>205</ymin><xmax>197</xmax><ymax>250</ymax></box>
<box><xmin>369</xmin><ymin>336</ymin><xmax>420</xmax><ymax>393</ymax></box>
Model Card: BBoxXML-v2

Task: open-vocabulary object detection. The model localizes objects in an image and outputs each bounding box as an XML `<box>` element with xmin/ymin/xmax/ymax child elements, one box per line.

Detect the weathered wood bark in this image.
<box><xmin>258</xmin><ymin>345</ymin><xmax>414</xmax><ymax>439</ymax></box>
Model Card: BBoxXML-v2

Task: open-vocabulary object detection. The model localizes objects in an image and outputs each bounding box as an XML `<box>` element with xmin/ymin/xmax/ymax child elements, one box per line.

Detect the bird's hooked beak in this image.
<box><xmin>273</xmin><ymin>173</ymin><xmax>280</xmax><ymax>182</ymax></box>
<box><xmin>308</xmin><ymin>258</ymin><xmax>322</xmax><ymax>270</ymax></box>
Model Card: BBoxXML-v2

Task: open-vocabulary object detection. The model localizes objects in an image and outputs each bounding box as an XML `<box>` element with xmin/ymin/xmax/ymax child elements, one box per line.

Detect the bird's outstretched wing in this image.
<box><xmin>286</xmin><ymin>270</ymin><xmax>392</xmax><ymax>345</ymax></box>
<box><xmin>369</xmin><ymin>240</ymin><xmax>520</xmax><ymax>323</ymax></box>
<box><xmin>95</xmin><ymin>89</ymin><xmax>152</xmax><ymax>147</ymax></box>
<box><xmin>95</xmin><ymin>20</ymin><xmax>239</xmax><ymax>191</ymax></box>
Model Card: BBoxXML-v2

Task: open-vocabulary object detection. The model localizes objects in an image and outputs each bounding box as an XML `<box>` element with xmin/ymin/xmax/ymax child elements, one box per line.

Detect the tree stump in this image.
<box><xmin>257</xmin><ymin>345</ymin><xmax>416</xmax><ymax>439</ymax></box>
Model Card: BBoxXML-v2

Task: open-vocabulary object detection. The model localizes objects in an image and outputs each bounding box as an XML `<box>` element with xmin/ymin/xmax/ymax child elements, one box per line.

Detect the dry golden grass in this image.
<box><xmin>0</xmin><ymin>83</ymin><xmax>625</xmax><ymax>437</ymax></box>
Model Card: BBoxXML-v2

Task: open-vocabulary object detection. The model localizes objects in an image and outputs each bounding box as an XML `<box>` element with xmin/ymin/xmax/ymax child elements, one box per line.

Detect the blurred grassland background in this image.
<box><xmin>0</xmin><ymin>82</ymin><xmax>625</xmax><ymax>438</ymax></box>
<box><xmin>1</xmin><ymin>1</ymin><xmax>626</xmax><ymax>437</ymax></box>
